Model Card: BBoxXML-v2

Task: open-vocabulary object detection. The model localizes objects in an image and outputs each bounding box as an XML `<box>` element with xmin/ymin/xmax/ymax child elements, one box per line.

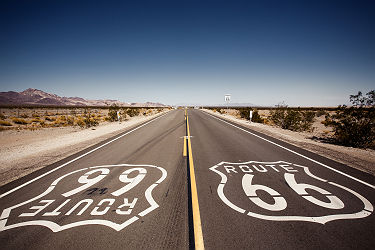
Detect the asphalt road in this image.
<box><xmin>1</xmin><ymin>109</ymin><xmax>374</xmax><ymax>249</ymax></box>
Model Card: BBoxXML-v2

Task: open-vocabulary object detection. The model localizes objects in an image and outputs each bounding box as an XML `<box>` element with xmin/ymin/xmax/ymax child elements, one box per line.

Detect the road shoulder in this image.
<box><xmin>0</xmin><ymin>111</ymin><xmax>170</xmax><ymax>186</ymax></box>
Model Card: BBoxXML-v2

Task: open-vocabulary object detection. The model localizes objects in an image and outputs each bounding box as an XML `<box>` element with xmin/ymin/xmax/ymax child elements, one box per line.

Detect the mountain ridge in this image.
<box><xmin>0</xmin><ymin>88</ymin><xmax>167</xmax><ymax>107</ymax></box>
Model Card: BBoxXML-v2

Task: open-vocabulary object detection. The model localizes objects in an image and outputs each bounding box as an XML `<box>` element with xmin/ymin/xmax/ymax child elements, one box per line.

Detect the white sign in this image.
<box><xmin>224</xmin><ymin>94</ymin><xmax>231</xmax><ymax>102</ymax></box>
<box><xmin>210</xmin><ymin>161</ymin><xmax>373</xmax><ymax>224</ymax></box>
<box><xmin>249</xmin><ymin>111</ymin><xmax>253</xmax><ymax>121</ymax></box>
<box><xmin>0</xmin><ymin>164</ymin><xmax>167</xmax><ymax>232</ymax></box>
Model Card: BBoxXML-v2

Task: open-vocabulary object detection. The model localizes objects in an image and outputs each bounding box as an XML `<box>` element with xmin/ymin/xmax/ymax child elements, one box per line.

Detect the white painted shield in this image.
<box><xmin>0</xmin><ymin>164</ymin><xmax>167</xmax><ymax>232</ymax></box>
<box><xmin>210</xmin><ymin>161</ymin><xmax>373</xmax><ymax>224</ymax></box>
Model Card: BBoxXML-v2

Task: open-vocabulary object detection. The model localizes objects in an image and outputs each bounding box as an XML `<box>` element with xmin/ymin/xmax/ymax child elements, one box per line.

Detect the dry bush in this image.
<box><xmin>0</xmin><ymin>113</ymin><xmax>6</xmax><ymax>119</ymax></box>
<box><xmin>107</xmin><ymin>104</ymin><xmax>120</xmax><ymax>121</ymax></box>
<box><xmin>270</xmin><ymin>105</ymin><xmax>315</xmax><ymax>132</ymax></box>
<box><xmin>20</xmin><ymin>113</ymin><xmax>28</xmax><ymax>118</ymax></box>
<box><xmin>31</xmin><ymin>118</ymin><xmax>42</xmax><ymax>123</ymax></box>
<box><xmin>45</xmin><ymin>116</ymin><xmax>57</xmax><ymax>121</ymax></box>
<box><xmin>0</xmin><ymin>120</ymin><xmax>12</xmax><ymax>126</ymax></box>
<box><xmin>76</xmin><ymin>117</ymin><xmax>85</xmax><ymax>128</ymax></box>
<box><xmin>66</xmin><ymin>116</ymin><xmax>75</xmax><ymax>126</ymax></box>
<box><xmin>324</xmin><ymin>90</ymin><xmax>375</xmax><ymax>148</ymax></box>
<box><xmin>12</xmin><ymin>118</ymin><xmax>29</xmax><ymax>125</ymax></box>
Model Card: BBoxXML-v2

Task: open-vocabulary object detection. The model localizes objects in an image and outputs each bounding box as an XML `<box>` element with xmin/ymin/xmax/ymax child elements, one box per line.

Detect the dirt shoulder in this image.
<box><xmin>0</xmin><ymin>111</ymin><xmax>169</xmax><ymax>187</ymax></box>
<box><xmin>203</xmin><ymin>109</ymin><xmax>375</xmax><ymax>176</ymax></box>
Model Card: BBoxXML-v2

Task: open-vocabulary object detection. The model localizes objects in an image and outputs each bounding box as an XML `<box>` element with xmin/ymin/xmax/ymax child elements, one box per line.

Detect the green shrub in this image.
<box><xmin>238</xmin><ymin>108</ymin><xmax>251</xmax><ymax>120</ymax></box>
<box><xmin>238</xmin><ymin>108</ymin><xmax>264</xmax><ymax>123</ymax></box>
<box><xmin>324</xmin><ymin>90</ymin><xmax>375</xmax><ymax>148</ymax></box>
<box><xmin>251</xmin><ymin>110</ymin><xmax>264</xmax><ymax>123</ymax></box>
<box><xmin>270</xmin><ymin>106</ymin><xmax>315</xmax><ymax>132</ymax></box>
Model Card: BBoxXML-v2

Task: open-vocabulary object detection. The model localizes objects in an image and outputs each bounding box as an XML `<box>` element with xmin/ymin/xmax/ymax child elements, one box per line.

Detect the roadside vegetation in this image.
<box><xmin>0</xmin><ymin>105</ymin><xmax>169</xmax><ymax>131</ymax></box>
<box><xmin>269</xmin><ymin>104</ymin><xmax>315</xmax><ymax>132</ymax></box>
<box><xmin>323</xmin><ymin>90</ymin><xmax>375</xmax><ymax>149</ymax></box>
<box><xmin>207</xmin><ymin>90</ymin><xmax>374</xmax><ymax>149</ymax></box>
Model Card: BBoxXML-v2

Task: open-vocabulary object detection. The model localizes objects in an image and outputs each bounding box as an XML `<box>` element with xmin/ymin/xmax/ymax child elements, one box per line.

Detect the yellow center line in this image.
<box><xmin>183</xmin><ymin>136</ymin><xmax>187</xmax><ymax>157</ymax></box>
<box><xmin>186</xmin><ymin>110</ymin><xmax>205</xmax><ymax>249</ymax></box>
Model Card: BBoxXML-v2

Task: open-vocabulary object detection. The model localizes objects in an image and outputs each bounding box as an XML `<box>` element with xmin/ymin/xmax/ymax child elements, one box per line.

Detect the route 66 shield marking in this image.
<box><xmin>0</xmin><ymin>164</ymin><xmax>167</xmax><ymax>232</ymax></box>
<box><xmin>210</xmin><ymin>161</ymin><xmax>373</xmax><ymax>224</ymax></box>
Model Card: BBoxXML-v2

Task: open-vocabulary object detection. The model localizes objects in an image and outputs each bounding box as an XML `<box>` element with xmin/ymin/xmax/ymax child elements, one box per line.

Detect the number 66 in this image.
<box><xmin>242</xmin><ymin>173</ymin><xmax>344</xmax><ymax>211</ymax></box>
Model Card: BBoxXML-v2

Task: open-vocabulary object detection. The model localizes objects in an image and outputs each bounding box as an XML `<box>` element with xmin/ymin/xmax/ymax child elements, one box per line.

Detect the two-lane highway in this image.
<box><xmin>1</xmin><ymin>109</ymin><xmax>374</xmax><ymax>249</ymax></box>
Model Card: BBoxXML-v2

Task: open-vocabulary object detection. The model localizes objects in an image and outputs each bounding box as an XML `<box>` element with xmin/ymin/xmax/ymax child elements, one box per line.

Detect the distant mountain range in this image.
<box><xmin>0</xmin><ymin>88</ymin><xmax>167</xmax><ymax>107</ymax></box>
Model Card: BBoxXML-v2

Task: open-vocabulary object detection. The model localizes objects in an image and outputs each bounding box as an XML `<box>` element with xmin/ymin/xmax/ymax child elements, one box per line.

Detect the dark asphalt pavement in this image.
<box><xmin>1</xmin><ymin>109</ymin><xmax>374</xmax><ymax>249</ymax></box>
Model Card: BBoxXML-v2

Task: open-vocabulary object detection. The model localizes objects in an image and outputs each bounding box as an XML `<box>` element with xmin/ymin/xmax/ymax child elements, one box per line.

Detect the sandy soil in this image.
<box><xmin>204</xmin><ymin>109</ymin><xmax>375</xmax><ymax>176</ymax></box>
<box><xmin>0</xmin><ymin>111</ymin><xmax>169</xmax><ymax>186</ymax></box>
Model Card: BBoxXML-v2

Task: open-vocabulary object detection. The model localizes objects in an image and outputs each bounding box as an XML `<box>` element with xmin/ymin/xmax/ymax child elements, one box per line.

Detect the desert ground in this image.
<box><xmin>0</xmin><ymin>107</ymin><xmax>169</xmax><ymax>186</ymax></box>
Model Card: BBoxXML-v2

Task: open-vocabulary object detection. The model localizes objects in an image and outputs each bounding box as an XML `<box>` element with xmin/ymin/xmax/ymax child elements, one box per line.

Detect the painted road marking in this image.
<box><xmin>0</xmin><ymin>112</ymin><xmax>170</xmax><ymax>198</ymax></box>
<box><xmin>0</xmin><ymin>164</ymin><xmax>167</xmax><ymax>232</ymax></box>
<box><xmin>186</xmin><ymin>111</ymin><xmax>205</xmax><ymax>250</ymax></box>
<box><xmin>183</xmin><ymin>136</ymin><xmax>187</xmax><ymax>157</ymax></box>
<box><xmin>210</xmin><ymin>161</ymin><xmax>373</xmax><ymax>224</ymax></box>
<box><xmin>205</xmin><ymin>112</ymin><xmax>375</xmax><ymax>190</ymax></box>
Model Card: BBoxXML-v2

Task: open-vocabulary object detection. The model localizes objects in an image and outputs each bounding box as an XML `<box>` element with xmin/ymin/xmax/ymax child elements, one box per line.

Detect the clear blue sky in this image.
<box><xmin>1</xmin><ymin>0</ymin><xmax>374</xmax><ymax>106</ymax></box>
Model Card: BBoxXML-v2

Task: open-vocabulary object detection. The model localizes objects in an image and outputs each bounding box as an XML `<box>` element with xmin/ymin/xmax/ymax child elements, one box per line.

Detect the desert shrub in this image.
<box><xmin>316</xmin><ymin>109</ymin><xmax>327</xmax><ymax>117</ymax></box>
<box><xmin>0</xmin><ymin>120</ymin><xmax>12</xmax><ymax>126</ymax></box>
<box><xmin>324</xmin><ymin>90</ymin><xmax>375</xmax><ymax>148</ymax></box>
<box><xmin>270</xmin><ymin>106</ymin><xmax>315</xmax><ymax>132</ymax></box>
<box><xmin>31</xmin><ymin>118</ymin><xmax>41</xmax><ymax>123</ymax></box>
<box><xmin>12</xmin><ymin>118</ymin><xmax>28</xmax><ymax>125</ymax></box>
<box><xmin>78</xmin><ymin>109</ymin><xmax>99</xmax><ymax>128</ymax></box>
<box><xmin>107</xmin><ymin>104</ymin><xmax>120</xmax><ymax>121</ymax></box>
<box><xmin>239</xmin><ymin>108</ymin><xmax>251</xmax><ymax>120</ymax></box>
<box><xmin>124</xmin><ymin>108</ymin><xmax>140</xmax><ymax>117</ymax></box>
<box><xmin>20</xmin><ymin>113</ymin><xmax>28</xmax><ymax>118</ymax></box>
<box><xmin>66</xmin><ymin>116</ymin><xmax>75</xmax><ymax>126</ymax></box>
<box><xmin>76</xmin><ymin>117</ymin><xmax>85</xmax><ymax>128</ymax></box>
<box><xmin>251</xmin><ymin>110</ymin><xmax>264</xmax><ymax>123</ymax></box>
<box><xmin>84</xmin><ymin>117</ymin><xmax>99</xmax><ymax>127</ymax></box>
<box><xmin>52</xmin><ymin>116</ymin><xmax>68</xmax><ymax>127</ymax></box>
<box><xmin>45</xmin><ymin>116</ymin><xmax>56</xmax><ymax>121</ymax></box>
<box><xmin>0</xmin><ymin>113</ymin><xmax>6</xmax><ymax>119</ymax></box>
<box><xmin>238</xmin><ymin>108</ymin><xmax>264</xmax><ymax>123</ymax></box>
<box><xmin>32</xmin><ymin>113</ymin><xmax>40</xmax><ymax>118</ymax></box>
